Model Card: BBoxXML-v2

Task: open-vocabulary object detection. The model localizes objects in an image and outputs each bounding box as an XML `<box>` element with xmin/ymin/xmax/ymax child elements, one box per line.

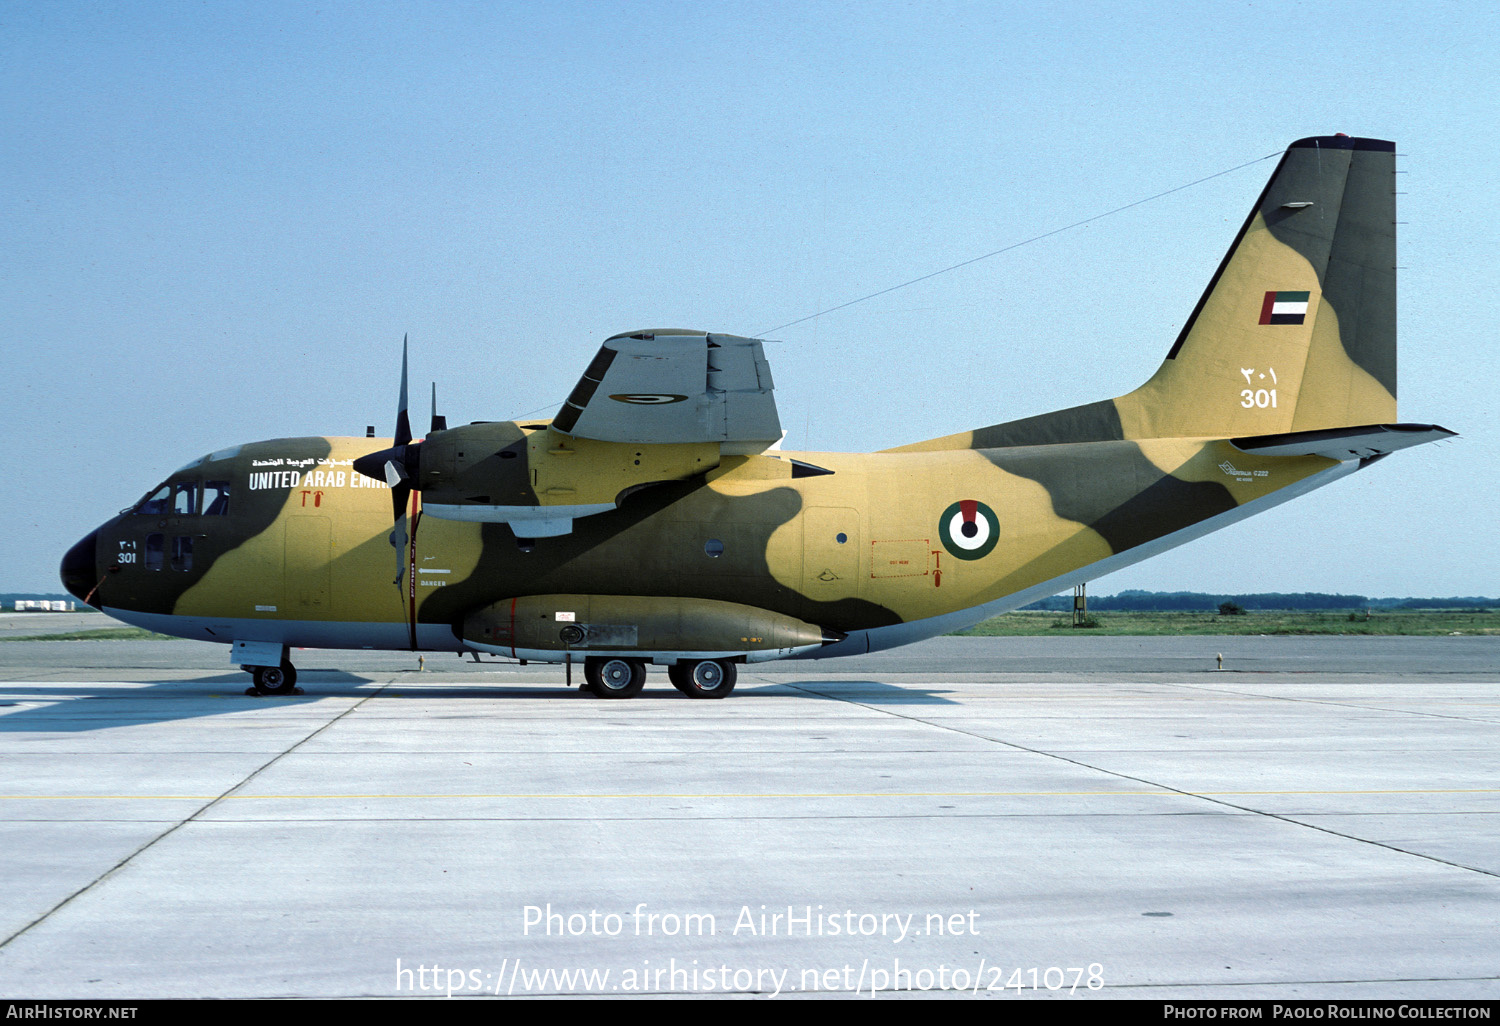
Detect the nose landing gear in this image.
<box><xmin>244</xmin><ymin>661</ymin><xmax>300</xmax><ymax>696</ymax></box>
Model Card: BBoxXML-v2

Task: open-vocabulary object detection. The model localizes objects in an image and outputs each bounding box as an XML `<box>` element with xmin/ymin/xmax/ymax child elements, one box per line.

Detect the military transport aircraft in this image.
<box><xmin>61</xmin><ymin>135</ymin><xmax>1452</xmax><ymax>698</ymax></box>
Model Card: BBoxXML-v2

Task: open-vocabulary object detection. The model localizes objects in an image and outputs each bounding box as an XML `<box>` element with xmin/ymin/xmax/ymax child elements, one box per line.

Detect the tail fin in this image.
<box><xmin>893</xmin><ymin>135</ymin><xmax>1398</xmax><ymax>452</ymax></box>
<box><xmin>1124</xmin><ymin>134</ymin><xmax>1396</xmax><ymax>438</ymax></box>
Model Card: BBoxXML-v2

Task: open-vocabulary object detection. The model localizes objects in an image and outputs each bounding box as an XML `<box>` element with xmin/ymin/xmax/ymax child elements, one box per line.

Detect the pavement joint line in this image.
<box><xmin>1155</xmin><ymin>679</ymin><xmax>1500</xmax><ymax>726</ymax></box>
<box><xmin>0</xmin><ymin>680</ymin><xmax>393</xmax><ymax>953</ymax></box>
<box><xmin>775</xmin><ymin>679</ymin><xmax>1500</xmax><ymax>882</ymax></box>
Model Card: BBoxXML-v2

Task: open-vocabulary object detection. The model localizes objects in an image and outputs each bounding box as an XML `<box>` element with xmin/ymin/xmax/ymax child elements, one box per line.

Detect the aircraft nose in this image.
<box><xmin>60</xmin><ymin>529</ymin><xmax>100</xmax><ymax>606</ymax></box>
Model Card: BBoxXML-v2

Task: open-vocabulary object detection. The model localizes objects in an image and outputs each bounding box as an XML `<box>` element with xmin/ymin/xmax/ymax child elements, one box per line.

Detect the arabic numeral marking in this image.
<box><xmin>1088</xmin><ymin>963</ymin><xmax>1104</xmax><ymax>990</ymax></box>
<box><xmin>1240</xmin><ymin>388</ymin><xmax>1278</xmax><ymax>409</ymax></box>
<box><xmin>117</xmin><ymin>552</ymin><xmax>135</xmax><ymax>564</ymax></box>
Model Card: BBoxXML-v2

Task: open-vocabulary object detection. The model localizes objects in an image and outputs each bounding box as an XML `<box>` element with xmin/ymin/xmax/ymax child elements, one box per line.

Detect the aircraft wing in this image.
<box><xmin>1230</xmin><ymin>423</ymin><xmax>1455</xmax><ymax>460</ymax></box>
<box><xmin>551</xmin><ymin>330</ymin><xmax>781</xmax><ymax>452</ymax></box>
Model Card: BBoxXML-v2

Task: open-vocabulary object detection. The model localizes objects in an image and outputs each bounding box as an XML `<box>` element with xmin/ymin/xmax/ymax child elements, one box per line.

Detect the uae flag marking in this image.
<box><xmin>1259</xmin><ymin>290</ymin><xmax>1310</xmax><ymax>325</ymax></box>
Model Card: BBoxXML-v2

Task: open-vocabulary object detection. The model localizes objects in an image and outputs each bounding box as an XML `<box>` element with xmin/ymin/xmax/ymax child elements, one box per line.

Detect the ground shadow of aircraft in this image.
<box><xmin>0</xmin><ymin>677</ymin><xmax>958</xmax><ymax>732</ymax></box>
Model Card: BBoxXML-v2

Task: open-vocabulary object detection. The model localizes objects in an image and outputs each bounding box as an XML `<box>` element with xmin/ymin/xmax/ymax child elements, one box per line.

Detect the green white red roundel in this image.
<box><xmin>939</xmin><ymin>499</ymin><xmax>999</xmax><ymax>560</ymax></box>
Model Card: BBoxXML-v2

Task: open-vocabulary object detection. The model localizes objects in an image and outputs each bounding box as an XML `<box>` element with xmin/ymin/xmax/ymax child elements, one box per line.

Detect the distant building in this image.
<box><xmin>14</xmin><ymin>600</ymin><xmax>75</xmax><ymax>611</ymax></box>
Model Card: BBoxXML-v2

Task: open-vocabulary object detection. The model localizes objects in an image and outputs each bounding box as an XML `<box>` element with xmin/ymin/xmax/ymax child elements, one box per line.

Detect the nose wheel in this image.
<box><xmin>245</xmin><ymin>662</ymin><xmax>301</xmax><ymax>696</ymax></box>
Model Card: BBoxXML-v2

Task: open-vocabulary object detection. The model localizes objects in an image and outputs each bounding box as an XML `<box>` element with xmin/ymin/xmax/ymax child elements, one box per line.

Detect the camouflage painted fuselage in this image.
<box><xmin>76</xmin><ymin>427</ymin><xmax>1349</xmax><ymax>658</ymax></box>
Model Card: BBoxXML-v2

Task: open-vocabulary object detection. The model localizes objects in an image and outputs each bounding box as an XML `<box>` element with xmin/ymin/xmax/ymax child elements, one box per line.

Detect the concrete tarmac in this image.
<box><xmin>0</xmin><ymin>635</ymin><xmax>1497</xmax><ymax>1000</ymax></box>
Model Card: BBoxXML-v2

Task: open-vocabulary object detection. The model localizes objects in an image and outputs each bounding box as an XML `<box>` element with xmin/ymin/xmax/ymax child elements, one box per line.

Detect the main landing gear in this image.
<box><xmin>580</xmin><ymin>657</ymin><xmax>737</xmax><ymax>699</ymax></box>
<box><xmin>667</xmin><ymin>659</ymin><xmax>737</xmax><ymax>699</ymax></box>
<box><xmin>244</xmin><ymin>661</ymin><xmax>301</xmax><ymax>696</ymax></box>
<box><xmin>583</xmin><ymin>656</ymin><xmax>647</xmax><ymax>699</ymax></box>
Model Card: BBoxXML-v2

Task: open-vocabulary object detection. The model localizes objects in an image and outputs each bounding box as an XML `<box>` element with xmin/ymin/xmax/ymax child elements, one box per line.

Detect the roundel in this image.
<box><xmin>938</xmin><ymin>499</ymin><xmax>999</xmax><ymax>560</ymax></box>
<box><xmin>608</xmin><ymin>393</ymin><xmax>689</xmax><ymax>405</ymax></box>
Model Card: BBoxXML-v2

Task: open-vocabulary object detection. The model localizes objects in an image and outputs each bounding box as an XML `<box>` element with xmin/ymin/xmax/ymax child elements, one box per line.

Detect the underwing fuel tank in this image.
<box><xmin>462</xmin><ymin>595</ymin><xmax>843</xmax><ymax>663</ymax></box>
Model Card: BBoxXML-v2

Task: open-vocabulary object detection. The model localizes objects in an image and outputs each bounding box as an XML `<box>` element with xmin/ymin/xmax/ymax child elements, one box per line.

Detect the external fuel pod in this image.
<box><xmin>462</xmin><ymin>594</ymin><xmax>841</xmax><ymax>664</ymax></box>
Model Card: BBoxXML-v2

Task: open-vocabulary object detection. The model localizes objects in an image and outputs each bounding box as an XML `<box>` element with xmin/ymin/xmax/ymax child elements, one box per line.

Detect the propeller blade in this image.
<box><xmin>358</xmin><ymin>334</ymin><xmax>421</xmax><ymax>650</ymax></box>
<box><xmin>394</xmin><ymin>333</ymin><xmax>412</xmax><ymax>448</ymax></box>
<box><xmin>389</xmin><ymin>511</ymin><xmax>408</xmax><ymax>584</ymax></box>
<box><xmin>430</xmin><ymin>382</ymin><xmax>446</xmax><ymax>433</ymax></box>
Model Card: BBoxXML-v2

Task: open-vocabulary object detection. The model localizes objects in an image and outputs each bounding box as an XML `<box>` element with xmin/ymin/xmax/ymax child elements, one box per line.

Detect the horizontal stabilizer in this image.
<box><xmin>1230</xmin><ymin>423</ymin><xmax>1455</xmax><ymax>460</ymax></box>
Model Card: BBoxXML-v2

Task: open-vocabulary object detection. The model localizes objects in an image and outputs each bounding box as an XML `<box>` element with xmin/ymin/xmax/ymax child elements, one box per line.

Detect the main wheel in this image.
<box><xmin>668</xmin><ymin>659</ymin><xmax>736</xmax><ymax>699</ymax></box>
<box><xmin>252</xmin><ymin>662</ymin><xmax>298</xmax><ymax>695</ymax></box>
<box><xmin>584</xmin><ymin>657</ymin><xmax>646</xmax><ymax>699</ymax></box>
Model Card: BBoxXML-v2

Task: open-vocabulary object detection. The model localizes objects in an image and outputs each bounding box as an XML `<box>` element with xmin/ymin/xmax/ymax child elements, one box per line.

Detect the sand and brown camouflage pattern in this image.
<box><xmin>60</xmin><ymin>136</ymin><xmax>1453</xmax><ymax>677</ymax></box>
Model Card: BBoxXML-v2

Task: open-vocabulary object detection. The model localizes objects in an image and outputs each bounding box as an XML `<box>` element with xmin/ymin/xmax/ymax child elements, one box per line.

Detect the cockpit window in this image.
<box><xmin>173</xmin><ymin>482</ymin><xmax>197</xmax><ymax>516</ymax></box>
<box><xmin>135</xmin><ymin>480</ymin><xmax>228</xmax><ymax>516</ymax></box>
<box><xmin>204</xmin><ymin>481</ymin><xmax>231</xmax><ymax>516</ymax></box>
<box><xmin>136</xmin><ymin>485</ymin><xmax>171</xmax><ymax>516</ymax></box>
<box><xmin>145</xmin><ymin>534</ymin><xmax>164</xmax><ymax>570</ymax></box>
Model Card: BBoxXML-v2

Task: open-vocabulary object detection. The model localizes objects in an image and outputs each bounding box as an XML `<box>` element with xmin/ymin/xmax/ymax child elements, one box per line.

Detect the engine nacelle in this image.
<box><xmin>358</xmin><ymin>421</ymin><xmax>721</xmax><ymax>536</ymax></box>
<box><xmin>461</xmin><ymin>594</ymin><xmax>841</xmax><ymax>663</ymax></box>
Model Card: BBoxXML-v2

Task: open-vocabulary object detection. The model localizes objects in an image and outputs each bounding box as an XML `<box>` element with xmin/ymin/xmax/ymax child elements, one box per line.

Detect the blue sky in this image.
<box><xmin>4</xmin><ymin>0</ymin><xmax>1496</xmax><ymax>596</ymax></box>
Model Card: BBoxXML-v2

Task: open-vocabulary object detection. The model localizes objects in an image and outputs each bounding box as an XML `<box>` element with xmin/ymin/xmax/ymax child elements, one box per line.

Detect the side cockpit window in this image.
<box><xmin>145</xmin><ymin>534</ymin><xmax>164</xmax><ymax>570</ymax></box>
<box><xmin>135</xmin><ymin>480</ymin><xmax>227</xmax><ymax>516</ymax></box>
<box><xmin>173</xmin><ymin>482</ymin><xmax>197</xmax><ymax>516</ymax></box>
<box><xmin>204</xmin><ymin>481</ymin><xmax>231</xmax><ymax>516</ymax></box>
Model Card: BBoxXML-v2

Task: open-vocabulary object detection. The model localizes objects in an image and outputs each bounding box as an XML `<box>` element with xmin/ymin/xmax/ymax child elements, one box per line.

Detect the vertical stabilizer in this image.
<box><xmin>890</xmin><ymin>136</ymin><xmax>1398</xmax><ymax>452</ymax></box>
<box><xmin>1120</xmin><ymin>134</ymin><xmax>1397</xmax><ymax>439</ymax></box>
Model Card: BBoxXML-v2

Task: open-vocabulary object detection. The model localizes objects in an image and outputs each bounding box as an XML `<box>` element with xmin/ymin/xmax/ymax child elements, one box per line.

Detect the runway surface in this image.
<box><xmin>1</xmin><ymin>635</ymin><xmax>1497</xmax><ymax>999</ymax></box>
